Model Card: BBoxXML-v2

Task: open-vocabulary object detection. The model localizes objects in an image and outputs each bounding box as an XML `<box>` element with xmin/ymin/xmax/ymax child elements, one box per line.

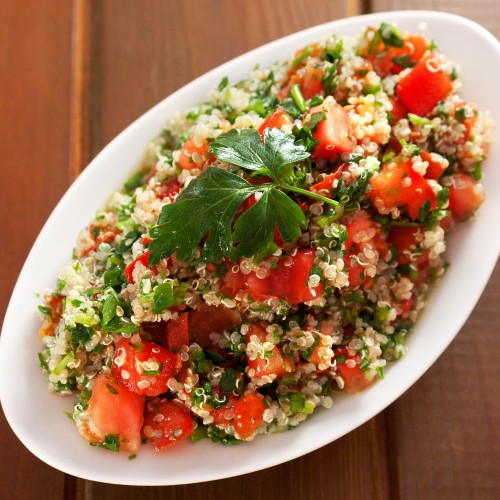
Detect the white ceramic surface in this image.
<box><xmin>1</xmin><ymin>10</ymin><xmax>499</xmax><ymax>486</ymax></box>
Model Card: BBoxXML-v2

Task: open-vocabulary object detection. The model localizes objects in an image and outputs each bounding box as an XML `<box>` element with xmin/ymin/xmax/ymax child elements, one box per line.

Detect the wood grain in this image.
<box><xmin>0</xmin><ymin>0</ymin><xmax>73</xmax><ymax>498</ymax></box>
<box><xmin>372</xmin><ymin>0</ymin><xmax>500</xmax><ymax>39</ymax></box>
<box><xmin>2</xmin><ymin>0</ymin><xmax>500</xmax><ymax>498</ymax></box>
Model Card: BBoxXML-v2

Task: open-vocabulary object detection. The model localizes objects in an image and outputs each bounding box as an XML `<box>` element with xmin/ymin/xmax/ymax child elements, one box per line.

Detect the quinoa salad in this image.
<box><xmin>38</xmin><ymin>23</ymin><xmax>493</xmax><ymax>453</ymax></box>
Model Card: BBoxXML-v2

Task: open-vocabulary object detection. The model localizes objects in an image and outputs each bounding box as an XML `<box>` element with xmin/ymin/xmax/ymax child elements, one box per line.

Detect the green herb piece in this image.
<box><xmin>218</xmin><ymin>76</ymin><xmax>229</xmax><ymax>91</ymax></box>
<box><xmin>306</xmin><ymin>111</ymin><xmax>326</xmax><ymax>132</ymax></box>
<box><xmin>280</xmin><ymin>99</ymin><xmax>302</xmax><ymax>119</ymax></box>
<box><xmin>419</xmin><ymin>199</ymin><xmax>432</xmax><ymax>220</ymax></box>
<box><xmin>219</xmin><ymin>368</ymin><xmax>237</xmax><ymax>398</ymax></box>
<box><xmin>290</xmin><ymin>84</ymin><xmax>307</xmax><ymax>113</ymax></box>
<box><xmin>38</xmin><ymin>352</ymin><xmax>49</xmax><ymax>372</ymax></box>
<box><xmin>455</xmin><ymin>107</ymin><xmax>467</xmax><ymax>122</ymax></box>
<box><xmin>70</xmin><ymin>324</ymin><xmax>93</xmax><ymax>347</ymax></box>
<box><xmin>128</xmin><ymin>454</ymin><xmax>137</xmax><ymax>461</ymax></box>
<box><xmin>152</xmin><ymin>282</ymin><xmax>174</xmax><ymax>314</ymax></box>
<box><xmin>101</xmin><ymin>434</ymin><xmax>120</xmax><ymax>452</ymax></box>
<box><xmin>322</xmin><ymin>64</ymin><xmax>339</xmax><ymax>94</ymax></box>
<box><xmin>124</xmin><ymin>170</ymin><xmax>146</xmax><ymax>193</ymax></box>
<box><xmin>150</xmin><ymin>129</ymin><xmax>338</xmax><ymax>264</ymax></box>
<box><xmin>378</xmin><ymin>22</ymin><xmax>404</xmax><ymax>48</ymax></box>
<box><xmin>391</xmin><ymin>54</ymin><xmax>416</xmax><ymax>69</ymax></box>
<box><xmin>104</xmin><ymin>265</ymin><xmax>126</xmax><ymax>289</ymax></box>
<box><xmin>368</xmin><ymin>29</ymin><xmax>382</xmax><ymax>54</ymax></box>
<box><xmin>336</xmin><ymin>354</ymin><xmax>347</xmax><ymax>364</ymax></box>
<box><xmin>106</xmin><ymin>383</ymin><xmax>119</xmax><ymax>395</ymax></box>
<box><xmin>190</xmin><ymin>425</ymin><xmax>208</xmax><ymax>443</ymax></box>
<box><xmin>102</xmin><ymin>294</ymin><xmax>118</xmax><ymax>326</ymax></box>
<box><xmin>53</xmin><ymin>352</ymin><xmax>74</xmax><ymax>375</ymax></box>
<box><xmin>289</xmin><ymin>392</ymin><xmax>305</xmax><ymax>413</ymax></box>
<box><xmin>324</xmin><ymin>39</ymin><xmax>343</xmax><ymax>62</ymax></box>
<box><xmin>408</xmin><ymin>113</ymin><xmax>431</xmax><ymax>126</ymax></box>
<box><xmin>399</xmin><ymin>138</ymin><xmax>421</xmax><ymax>157</ymax></box>
<box><xmin>363</xmin><ymin>83</ymin><xmax>381</xmax><ymax>95</ymax></box>
<box><xmin>376</xmin><ymin>366</ymin><xmax>385</xmax><ymax>380</ymax></box>
<box><xmin>142</xmin><ymin>362</ymin><xmax>163</xmax><ymax>376</ymax></box>
<box><xmin>101</xmin><ymin>316</ymin><xmax>140</xmax><ymax>334</ymax></box>
<box><xmin>38</xmin><ymin>305</ymin><xmax>52</xmax><ymax>318</ymax></box>
<box><xmin>359</xmin><ymin>359</ymin><xmax>371</xmax><ymax>371</ymax></box>
<box><xmin>292</xmin><ymin>46</ymin><xmax>313</xmax><ymax>68</ymax></box>
<box><xmin>374</xmin><ymin>304</ymin><xmax>391</xmax><ymax>325</ymax></box>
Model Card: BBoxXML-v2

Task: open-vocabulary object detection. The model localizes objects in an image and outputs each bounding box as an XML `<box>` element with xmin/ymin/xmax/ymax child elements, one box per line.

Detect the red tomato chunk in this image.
<box><xmin>233</xmin><ymin>393</ymin><xmax>266</xmax><ymax>440</ymax></box>
<box><xmin>87</xmin><ymin>373</ymin><xmax>145</xmax><ymax>452</ymax></box>
<box><xmin>143</xmin><ymin>399</ymin><xmax>193</xmax><ymax>451</ymax></box>
<box><xmin>112</xmin><ymin>338</ymin><xmax>182</xmax><ymax>396</ymax></box>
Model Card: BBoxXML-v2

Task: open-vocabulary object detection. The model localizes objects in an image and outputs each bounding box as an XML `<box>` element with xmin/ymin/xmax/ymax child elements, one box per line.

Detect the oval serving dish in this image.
<box><xmin>1</xmin><ymin>10</ymin><xmax>500</xmax><ymax>486</ymax></box>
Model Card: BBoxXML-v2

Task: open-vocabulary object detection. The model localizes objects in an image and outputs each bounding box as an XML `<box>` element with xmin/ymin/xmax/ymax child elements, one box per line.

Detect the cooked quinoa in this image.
<box><xmin>38</xmin><ymin>23</ymin><xmax>493</xmax><ymax>452</ymax></box>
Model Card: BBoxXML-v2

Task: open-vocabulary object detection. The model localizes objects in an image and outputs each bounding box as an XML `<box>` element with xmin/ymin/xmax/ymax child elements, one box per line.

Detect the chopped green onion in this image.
<box><xmin>292</xmin><ymin>46</ymin><xmax>313</xmax><ymax>68</ymax></box>
<box><xmin>290</xmin><ymin>84</ymin><xmax>307</xmax><ymax>113</ymax></box>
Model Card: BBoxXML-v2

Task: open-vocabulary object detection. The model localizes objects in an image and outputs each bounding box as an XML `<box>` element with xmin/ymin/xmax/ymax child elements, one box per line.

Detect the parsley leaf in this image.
<box><xmin>209</xmin><ymin>128</ymin><xmax>310</xmax><ymax>179</ymax></box>
<box><xmin>149</xmin><ymin>129</ymin><xmax>339</xmax><ymax>264</ymax></box>
<box><xmin>232</xmin><ymin>187</ymin><xmax>306</xmax><ymax>260</ymax></box>
<box><xmin>152</xmin><ymin>282</ymin><xmax>174</xmax><ymax>314</ymax></box>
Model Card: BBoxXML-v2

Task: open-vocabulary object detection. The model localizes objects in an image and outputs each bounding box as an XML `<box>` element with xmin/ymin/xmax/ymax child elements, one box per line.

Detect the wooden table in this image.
<box><xmin>1</xmin><ymin>1</ymin><xmax>499</xmax><ymax>498</ymax></box>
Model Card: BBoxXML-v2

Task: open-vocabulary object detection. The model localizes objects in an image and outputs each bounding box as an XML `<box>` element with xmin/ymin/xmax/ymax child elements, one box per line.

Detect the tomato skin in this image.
<box><xmin>165</xmin><ymin>312</ymin><xmax>189</xmax><ymax>353</ymax></box>
<box><xmin>447</xmin><ymin>173</ymin><xmax>484</xmax><ymax>222</ymax></box>
<box><xmin>87</xmin><ymin>373</ymin><xmax>145</xmax><ymax>452</ymax></box>
<box><xmin>396</xmin><ymin>55</ymin><xmax>453</xmax><ymax>116</ymax></box>
<box><xmin>309</xmin><ymin>166</ymin><xmax>345</xmax><ymax>197</ymax></box>
<box><xmin>344</xmin><ymin>212</ymin><xmax>389</xmax><ymax>288</ymax></box>
<box><xmin>258</xmin><ymin>106</ymin><xmax>294</xmax><ymax>138</ymax></box>
<box><xmin>372</xmin><ymin>34</ymin><xmax>428</xmax><ymax>76</ymax></box>
<box><xmin>112</xmin><ymin>338</ymin><xmax>182</xmax><ymax>396</ymax></box>
<box><xmin>310</xmin><ymin>100</ymin><xmax>354</xmax><ymax>159</ymax></box>
<box><xmin>301</xmin><ymin>61</ymin><xmax>324</xmax><ymax>99</ymax></box>
<box><xmin>233</xmin><ymin>393</ymin><xmax>265</xmax><ymax>440</ymax></box>
<box><xmin>420</xmin><ymin>151</ymin><xmax>447</xmax><ymax>180</ymax></box>
<box><xmin>248</xmin><ymin>249</ymin><xmax>323</xmax><ymax>303</ymax></box>
<box><xmin>143</xmin><ymin>400</ymin><xmax>193</xmax><ymax>451</ymax></box>
<box><xmin>157</xmin><ymin>176</ymin><xmax>181</xmax><ymax>201</ymax></box>
<box><xmin>334</xmin><ymin>348</ymin><xmax>375</xmax><ymax>394</ymax></box>
<box><xmin>124</xmin><ymin>250</ymin><xmax>158</xmax><ymax>284</ymax></box>
<box><xmin>388</xmin><ymin>97</ymin><xmax>408</xmax><ymax>123</ymax></box>
<box><xmin>222</xmin><ymin>249</ymin><xmax>322</xmax><ymax>304</ymax></box>
<box><xmin>369</xmin><ymin>159</ymin><xmax>437</xmax><ymax>219</ymax></box>
<box><xmin>177</xmin><ymin>135</ymin><xmax>210</xmax><ymax>170</ymax></box>
<box><xmin>188</xmin><ymin>303</ymin><xmax>241</xmax><ymax>352</ymax></box>
<box><xmin>245</xmin><ymin>323</ymin><xmax>295</xmax><ymax>379</ymax></box>
<box><xmin>38</xmin><ymin>294</ymin><xmax>63</xmax><ymax>338</ymax></box>
<box><xmin>388</xmin><ymin>226</ymin><xmax>429</xmax><ymax>266</ymax></box>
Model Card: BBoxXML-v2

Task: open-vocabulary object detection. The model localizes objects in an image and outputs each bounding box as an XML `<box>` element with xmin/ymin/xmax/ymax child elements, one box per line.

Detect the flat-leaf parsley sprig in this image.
<box><xmin>148</xmin><ymin>128</ymin><xmax>340</xmax><ymax>265</ymax></box>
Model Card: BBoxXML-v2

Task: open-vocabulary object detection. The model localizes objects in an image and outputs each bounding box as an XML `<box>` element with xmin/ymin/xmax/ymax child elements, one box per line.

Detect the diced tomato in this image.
<box><xmin>165</xmin><ymin>313</ymin><xmax>189</xmax><ymax>353</ymax></box>
<box><xmin>143</xmin><ymin>399</ymin><xmax>193</xmax><ymax>451</ymax></box>
<box><xmin>309</xmin><ymin>166</ymin><xmax>345</xmax><ymax>197</ymax></box>
<box><xmin>233</xmin><ymin>393</ymin><xmax>265</xmax><ymax>440</ymax></box>
<box><xmin>447</xmin><ymin>173</ymin><xmax>484</xmax><ymax>222</ymax></box>
<box><xmin>453</xmin><ymin>102</ymin><xmax>477</xmax><ymax>144</ymax></box>
<box><xmin>387</xmin><ymin>226</ymin><xmax>429</xmax><ymax>265</ymax></box>
<box><xmin>309</xmin><ymin>99</ymin><xmax>354</xmax><ymax>160</ymax></box>
<box><xmin>157</xmin><ymin>176</ymin><xmax>181</xmax><ymax>201</ymax></box>
<box><xmin>177</xmin><ymin>135</ymin><xmax>210</xmax><ymax>170</ymax></box>
<box><xmin>334</xmin><ymin>348</ymin><xmax>375</xmax><ymax>394</ymax></box>
<box><xmin>211</xmin><ymin>394</ymin><xmax>237</xmax><ymax>428</ymax></box>
<box><xmin>82</xmin><ymin>224</ymin><xmax>120</xmax><ymax>257</ymax></box>
<box><xmin>258</xmin><ymin>106</ymin><xmax>294</xmax><ymax>138</ymax></box>
<box><xmin>245</xmin><ymin>249</ymin><xmax>323</xmax><ymax>303</ymax></box>
<box><xmin>301</xmin><ymin>62</ymin><xmax>324</xmax><ymax>99</ymax></box>
<box><xmin>396</xmin><ymin>55</ymin><xmax>453</xmax><ymax>116</ymax></box>
<box><xmin>344</xmin><ymin>212</ymin><xmax>389</xmax><ymax>288</ymax></box>
<box><xmin>188</xmin><ymin>303</ymin><xmax>242</xmax><ymax>352</ymax></box>
<box><xmin>124</xmin><ymin>250</ymin><xmax>158</xmax><ymax>284</ymax></box>
<box><xmin>38</xmin><ymin>294</ymin><xmax>63</xmax><ymax>338</ymax></box>
<box><xmin>86</xmin><ymin>373</ymin><xmax>145</xmax><ymax>452</ymax></box>
<box><xmin>372</xmin><ymin>34</ymin><xmax>428</xmax><ymax>76</ymax></box>
<box><xmin>388</xmin><ymin>97</ymin><xmax>408</xmax><ymax>123</ymax></box>
<box><xmin>369</xmin><ymin>158</ymin><xmax>437</xmax><ymax>219</ymax></box>
<box><xmin>420</xmin><ymin>151</ymin><xmax>447</xmax><ymax>180</ymax></box>
<box><xmin>112</xmin><ymin>338</ymin><xmax>182</xmax><ymax>396</ymax></box>
<box><xmin>245</xmin><ymin>323</ymin><xmax>295</xmax><ymax>380</ymax></box>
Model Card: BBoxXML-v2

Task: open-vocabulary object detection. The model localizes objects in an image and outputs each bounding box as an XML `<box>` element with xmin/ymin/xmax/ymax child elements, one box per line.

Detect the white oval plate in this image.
<box><xmin>1</xmin><ymin>10</ymin><xmax>499</xmax><ymax>486</ymax></box>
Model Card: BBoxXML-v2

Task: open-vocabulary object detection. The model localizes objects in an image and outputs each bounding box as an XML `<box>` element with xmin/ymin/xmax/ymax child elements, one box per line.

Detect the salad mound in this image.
<box><xmin>38</xmin><ymin>23</ymin><xmax>493</xmax><ymax>453</ymax></box>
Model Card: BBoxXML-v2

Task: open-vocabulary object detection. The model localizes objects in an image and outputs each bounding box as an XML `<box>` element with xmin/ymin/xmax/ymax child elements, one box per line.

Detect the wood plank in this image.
<box><xmin>0</xmin><ymin>1</ymin><xmax>74</xmax><ymax>498</ymax></box>
<box><xmin>367</xmin><ymin>2</ymin><xmax>500</xmax><ymax>498</ymax></box>
<box><xmin>88</xmin><ymin>0</ymin><xmax>390</xmax><ymax>498</ymax></box>
<box><xmin>372</xmin><ymin>0</ymin><xmax>500</xmax><ymax>39</ymax></box>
